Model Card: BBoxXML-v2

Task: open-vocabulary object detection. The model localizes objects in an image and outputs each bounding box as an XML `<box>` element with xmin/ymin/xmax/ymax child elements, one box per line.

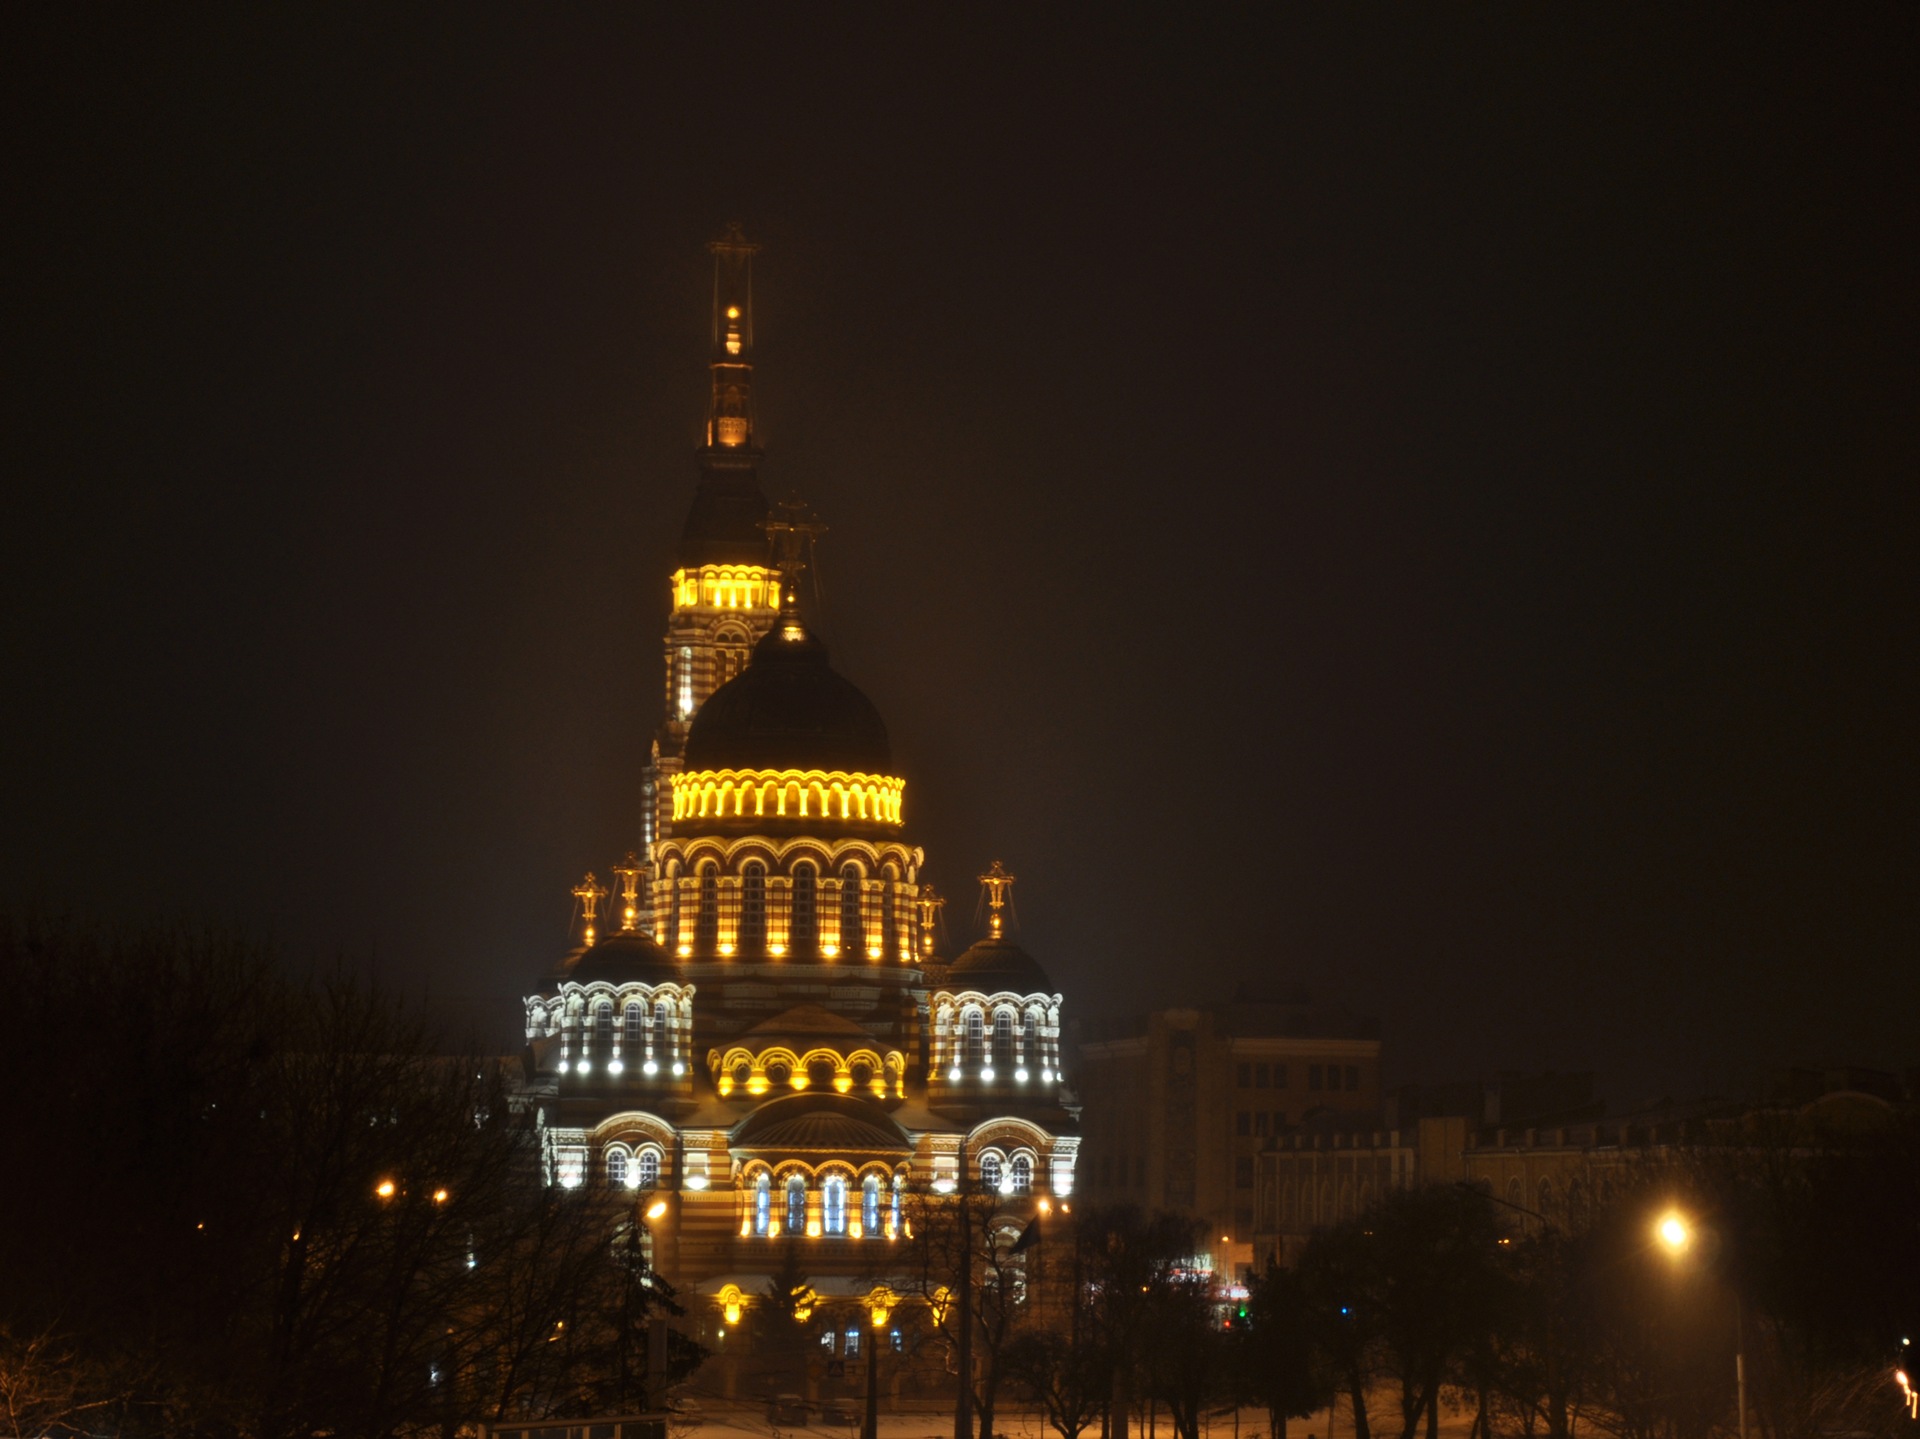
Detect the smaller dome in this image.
<box><xmin>946</xmin><ymin>937</ymin><xmax>1056</xmax><ymax>997</ymax></box>
<box><xmin>740</xmin><ymin>1003</ymin><xmax>880</xmax><ymax>1050</ymax></box>
<box><xmin>562</xmin><ymin>931</ymin><xmax>680</xmax><ymax>985</ymax></box>
<box><xmin>732</xmin><ymin>1092</ymin><xmax>910</xmax><ymax>1153</ymax></box>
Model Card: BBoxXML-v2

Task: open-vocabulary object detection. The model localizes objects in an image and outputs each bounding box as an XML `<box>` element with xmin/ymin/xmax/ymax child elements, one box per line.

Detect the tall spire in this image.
<box><xmin>705</xmin><ymin>222</ymin><xmax>760</xmax><ymax>453</ymax></box>
<box><xmin>978</xmin><ymin>861</ymin><xmax>1016</xmax><ymax>941</ymax></box>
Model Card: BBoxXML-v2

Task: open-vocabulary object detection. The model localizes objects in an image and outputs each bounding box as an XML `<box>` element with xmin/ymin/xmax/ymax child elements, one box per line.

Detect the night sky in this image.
<box><xmin>6</xmin><ymin>9</ymin><xmax>1914</xmax><ymax>1105</ymax></box>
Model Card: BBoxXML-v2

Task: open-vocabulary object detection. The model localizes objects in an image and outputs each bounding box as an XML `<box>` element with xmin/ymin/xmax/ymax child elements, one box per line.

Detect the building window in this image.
<box><xmin>1309</xmin><ymin>1065</ymin><xmax>1323</xmax><ymax>1091</ymax></box>
<box><xmin>1327</xmin><ymin>1066</ymin><xmax>1342</xmax><ymax>1092</ymax></box>
<box><xmin>1021</xmin><ymin>1011</ymin><xmax>1037</xmax><ymax>1065</ymax></box>
<box><xmin>741</xmin><ymin>862</ymin><xmax>767</xmax><ymax>950</ymax></box>
<box><xmin>844</xmin><ymin>1328</ymin><xmax>861</xmax><ymax>1358</ymax></box>
<box><xmin>823</xmin><ymin>1175</ymin><xmax>848</xmax><ymax>1235</ymax></box>
<box><xmin>635</xmin><ymin>1149</ymin><xmax>660</xmax><ymax>1189</ymax></box>
<box><xmin>1010</xmin><ymin>1154</ymin><xmax>1032</xmax><ymax>1195</ymax></box>
<box><xmin>754</xmin><ymin>1174</ymin><xmax>771</xmax><ymax>1236</ymax></box>
<box><xmin>695</xmin><ymin>864</ymin><xmax>719</xmax><ymax>950</ymax></box>
<box><xmin>594</xmin><ymin>1001</ymin><xmax>613</xmax><ymax>1047</ymax></box>
<box><xmin>623</xmin><ymin>1002</ymin><xmax>644</xmax><ymax>1049</ymax></box>
<box><xmin>991</xmin><ymin>1011</ymin><xmax>1014</xmax><ymax>1071</ymax></box>
<box><xmin>655</xmin><ymin>1000</ymin><xmax>673</xmax><ymax>1063</ymax></box>
<box><xmin>1255</xmin><ymin>1062</ymin><xmax>1269</xmax><ymax>1088</ymax></box>
<box><xmin>891</xmin><ymin>1176</ymin><xmax>903</xmax><ymax>1235</ymax></box>
<box><xmin>839</xmin><ymin>864</ymin><xmax>863</xmax><ymax>955</ymax></box>
<box><xmin>862</xmin><ymin>1175</ymin><xmax>881</xmax><ymax>1236</ymax></box>
<box><xmin>677</xmin><ymin>646</ymin><xmax>694</xmax><ymax>718</ymax></box>
<box><xmin>1255</xmin><ymin>1112</ymin><xmax>1270</xmax><ymax>1138</ymax></box>
<box><xmin>1236</xmin><ymin>1111</ymin><xmax>1251</xmax><ymax>1136</ymax></box>
<box><xmin>980</xmin><ymin>1153</ymin><xmax>1003</xmax><ymax>1193</ymax></box>
<box><xmin>1236</xmin><ymin>1156</ymin><xmax>1254</xmax><ymax>1188</ymax></box>
<box><xmin>1273</xmin><ymin>1064</ymin><xmax>1288</xmax><ymax>1089</ymax></box>
<box><xmin>607</xmin><ymin>1149</ymin><xmax>629</xmax><ymax>1188</ymax></box>
<box><xmin>1346</xmin><ymin>1065</ymin><xmax>1360</xmax><ymax>1090</ymax></box>
<box><xmin>964</xmin><ymin>1009</ymin><xmax>985</xmax><ymax>1070</ymax></box>
<box><xmin>1236</xmin><ymin>1062</ymin><xmax>1250</xmax><ymax>1088</ymax></box>
<box><xmin>786</xmin><ymin>1175</ymin><xmax>807</xmax><ymax>1233</ymax></box>
<box><xmin>791</xmin><ymin>863</ymin><xmax>817</xmax><ymax>952</ymax></box>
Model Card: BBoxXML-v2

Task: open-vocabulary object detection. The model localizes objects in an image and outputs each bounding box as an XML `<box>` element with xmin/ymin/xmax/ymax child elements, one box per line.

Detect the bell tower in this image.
<box><xmin>644</xmin><ymin>227</ymin><xmax>781</xmax><ymax>860</ymax></box>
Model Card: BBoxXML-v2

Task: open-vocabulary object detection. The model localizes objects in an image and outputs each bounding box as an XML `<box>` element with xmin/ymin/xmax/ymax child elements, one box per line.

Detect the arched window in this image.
<box><xmin>1021</xmin><ymin>1012</ymin><xmax>1038</xmax><ymax>1066</ymax></box>
<box><xmin>607</xmin><ymin>1149</ymin><xmax>629</xmax><ymax>1188</ymax></box>
<box><xmin>862</xmin><ymin>1175</ymin><xmax>881</xmax><ymax>1236</ymax></box>
<box><xmin>785</xmin><ymin>1175</ymin><xmax>807</xmax><ymax>1234</ymax></box>
<box><xmin>840</xmin><ymin>865</ymin><xmax>863</xmax><ymax>955</ymax></box>
<box><xmin>883</xmin><ymin>869</ymin><xmax>899</xmax><ymax>957</ymax></box>
<box><xmin>635</xmin><ymin>1149</ymin><xmax>660</xmax><ymax>1189</ymax></box>
<box><xmin>623</xmin><ymin>1001</ymin><xmax>644</xmax><ymax>1049</ymax></box>
<box><xmin>695</xmin><ymin>864</ymin><xmax>719</xmax><ymax>950</ymax></box>
<box><xmin>791</xmin><ymin>863</ymin><xmax>817</xmax><ymax>953</ymax></box>
<box><xmin>594</xmin><ymin>1001</ymin><xmax>614</xmax><ymax>1046</ymax></box>
<box><xmin>1010</xmin><ymin>1154</ymin><xmax>1032</xmax><ymax>1195</ymax></box>
<box><xmin>754</xmin><ymin>1173</ymin><xmax>771</xmax><ymax>1236</ymax></box>
<box><xmin>1537</xmin><ymin>1177</ymin><xmax>1554</xmax><ymax>1214</ymax></box>
<box><xmin>823</xmin><ymin>1175</ymin><xmax>848</xmax><ymax>1235</ymax></box>
<box><xmin>741</xmin><ymin>862</ymin><xmax>767</xmax><ymax>951</ymax></box>
<box><xmin>654</xmin><ymin>1000</ymin><xmax>673</xmax><ymax>1064</ymax></box>
<box><xmin>980</xmin><ymin>1152</ymin><xmax>1003</xmax><ymax>1193</ymax></box>
<box><xmin>891</xmin><ymin>1176</ymin><xmax>903</xmax><ymax>1235</ymax></box>
<box><xmin>964</xmin><ymin>1009</ymin><xmax>985</xmax><ymax>1069</ymax></box>
<box><xmin>991</xmin><ymin>1011</ymin><xmax>1014</xmax><ymax>1071</ymax></box>
<box><xmin>666</xmin><ymin>861</ymin><xmax>682</xmax><ymax>942</ymax></box>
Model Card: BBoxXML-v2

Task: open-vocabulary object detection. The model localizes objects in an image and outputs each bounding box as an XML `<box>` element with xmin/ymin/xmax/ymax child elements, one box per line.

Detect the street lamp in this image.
<box><xmin>1654</xmin><ymin>1207</ymin><xmax>1747</xmax><ymax>1439</ymax></box>
<box><xmin>863</xmin><ymin>1286</ymin><xmax>896</xmax><ymax>1439</ymax></box>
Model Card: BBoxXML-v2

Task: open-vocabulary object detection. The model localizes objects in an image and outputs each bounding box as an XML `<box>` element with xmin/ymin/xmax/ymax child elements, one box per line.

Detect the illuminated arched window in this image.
<box><xmin>785</xmin><ymin>1175</ymin><xmax>807</xmax><ymax>1233</ymax></box>
<box><xmin>695</xmin><ymin>864</ymin><xmax>719</xmax><ymax>950</ymax></box>
<box><xmin>741</xmin><ymin>862</ymin><xmax>767</xmax><ymax>951</ymax></box>
<box><xmin>754</xmin><ymin>1173</ymin><xmax>771</xmax><ymax>1236</ymax></box>
<box><xmin>635</xmin><ymin>1149</ymin><xmax>660</xmax><ymax>1189</ymax></box>
<box><xmin>607</xmin><ymin>1149</ymin><xmax>629</xmax><ymax>1188</ymax></box>
<box><xmin>883</xmin><ymin>866</ymin><xmax>900</xmax><ymax>957</ymax></box>
<box><xmin>891</xmin><ymin>1176</ymin><xmax>903</xmax><ymax>1235</ymax></box>
<box><xmin>991</xmin><ymin>1010</ymin><xmax>1014</xmax><ymax>1071</ymax></box>
<box><xmin>791</xmin><ymin>863</ymin><xmax>818</xmax><ymax>953</ymax></box>
<box><xmin>823</xmin><ymin>1175</ymin><xmax>848</xmax><ymax>1235</ymax></box>
<box><xmin>862</xmin><ymin>1175</ymin><xmax>881</xmax><ymax>1236</ymax></box>
<box><xmin>980</xmin><ymin>1152</ymin><xmax>1003</xmax><ymax>1194</ymax></box>
<box><xmin>1010</xmin><ymin>1154</ymin><xmax>1032</xmax><ymax>1196</ymax></box>
<box><xmin>666</xmin><ymin>861</ymin><xmax>682</xmax><ymax>941</ymax></box>
<box><xmin>840</xmin><ymin>865</ymin><xmax>863</xmax><ymax>955</ymax></box>
<box><xmin>1021</xmin><ymin>1011</ymin><xmax>1038</xmax><ymax>1065</ymax></box>
<box><xmin>964</xmin><ymin>1009</ymin><xmax>985</xmax><ymax>1070</ymax></box>
<box><xmin>623</xmin><ymin>1001</ymin><xmax>644</xmax><ymax>1049</ymax></box>
<box><xmin>654</xmin><ymin>1000</ymin><xmax>673</xmax><ymax>1064</ymax></box>
<box><xmin>594</xmin><ymin>1001</ymin><xmax>614</xmax><ymax>1046</ymax></box>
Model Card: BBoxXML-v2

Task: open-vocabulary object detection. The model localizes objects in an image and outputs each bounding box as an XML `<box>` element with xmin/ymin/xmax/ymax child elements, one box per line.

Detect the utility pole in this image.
<box><xmin>955</xmin><ymin>1138</ymin><xmax>973</xmax><ymax>1439</ymax></box>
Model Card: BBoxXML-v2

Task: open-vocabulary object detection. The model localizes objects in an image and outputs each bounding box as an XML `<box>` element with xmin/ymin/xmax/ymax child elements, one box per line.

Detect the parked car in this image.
<box><xmin>767</xmin><ymin>1395</ymin><xmax>810</xmax><ymax>1426</ymax></box>
<box><xmin>819</xmin><ymin>1400</ymin><xmax>857</xmax><ymax>1426</ymax></box>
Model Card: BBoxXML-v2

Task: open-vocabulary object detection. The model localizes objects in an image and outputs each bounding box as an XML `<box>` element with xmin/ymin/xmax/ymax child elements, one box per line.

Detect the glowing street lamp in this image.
<box><xmin>1654</xmin><ymin>1206</ymin><xmax>1746</xmax><ymax>1439</ymax></box>
<box><xmin>864</xmin><ymin>1287</ymin><xmax>897</xmax><ymax>1439</ymax></box>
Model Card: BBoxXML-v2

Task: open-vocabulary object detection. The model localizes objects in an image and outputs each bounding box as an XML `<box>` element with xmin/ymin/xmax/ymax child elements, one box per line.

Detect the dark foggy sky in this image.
<box><xmin>5</xmin><ymin>8</ymin><xmax>1915</xmax><ymax>1105</ymax></box>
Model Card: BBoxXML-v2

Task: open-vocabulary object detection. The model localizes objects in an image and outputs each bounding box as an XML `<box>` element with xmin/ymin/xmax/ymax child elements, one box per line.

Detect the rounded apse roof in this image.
<box><xmin>945</xmin><ymin>937</ymin><xmax>1056</xmax><ymax>997</ymax></box>
<box><xmin>684</xmin><ymin>620</ymin><xmax>891</xmax><ymax>774</ymax></box>
<box><xmin>731</xmin><ymin>1092</ymin><xmax>911</xmax><ymax>1154</ymax></box>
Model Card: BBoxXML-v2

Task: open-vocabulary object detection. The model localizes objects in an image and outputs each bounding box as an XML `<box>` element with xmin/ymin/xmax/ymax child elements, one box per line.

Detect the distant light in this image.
<box><xmin>434</xmin><ymin>1188</ymin><xmax>450</xmax><ymax>1204</ymax></box>
<box><xmin>672</xmin><ymin>1060</ymin><xmax>685</xmax><ymax>1076</ymax></box>
<box><xmin>376</xmin><ymin>1179</ymin><xmax>396</xmax><ymax>1199</ymax></box>
<box><xmin>981</xmin><ymin>1067</ymin><xmax>995</xmax><ymax>1082</ymax></box>
<box><xmin>1656</xmin><ymin>1211</ymin><xmax>1691</xmax><ymax>1253</ymax></box>
<box><xmin>575</xmin><ymin>1059</ymin><xmax>590</xmax><ymax>1074</ymax></box>
<box><xmin>686</xmin><ymin>1173</ymin><xmax>709</xmax><ymax>1191</ymax></box>
<box><xmin>947</xmin><ymin>1066</ymin><xmax>961</xmax><ymax>1081</ymax></box>
<box><xmin>726</xmin><ymin>306</ymin><xmax>740</xmax><ymax>319</ymax></box>
<box><xmin>607</xmin><ymin>1059</ymin><xmax>624</xmax><ymax>1075</ymax></box>
<box><xmin>644</xmin><ymin>1059</ymin><xmax>659</xmax><ymax>1075</ymax></box>
<box><xmin>1041</xmin><ymin>1068</ymin><xmax>1053</xmax><ymax>1082</ymax></box>
<box><xmin>647</xmin><ymin>1199</ymin><xmax>669</xmax><ymax>1220</ymax></box>
<box><xmin>1015</xmin><ymin>1068</ymin><xmax>1028</xmax><ymax>1083</ymax></box>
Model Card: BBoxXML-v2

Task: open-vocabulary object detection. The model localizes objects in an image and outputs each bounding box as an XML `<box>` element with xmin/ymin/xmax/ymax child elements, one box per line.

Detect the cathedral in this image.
<box><xmin>517</xmin><ymin>228</ymin><xmax>1079</xmax><ymax>1356</ymax></box>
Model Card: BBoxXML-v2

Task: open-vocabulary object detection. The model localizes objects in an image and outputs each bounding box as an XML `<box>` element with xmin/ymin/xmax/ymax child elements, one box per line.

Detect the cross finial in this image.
<box><xmin>978</xmin><ymin>861</ymin><xmax>1016</xmax><ymax>940</ymax></box>
<box><xmin>914</xmin><ymin>883</ymin><xmax>946</xmax><ymax>959</ymax></box>
<box><xmin>612</xmin><ymin>852</ymin><xmax>645</xmax><ymax>933</ymax></box>
<box><xmin>760</xmin><ymin>498</ymin><xmax>826</xmax><ymax>621</ymax></box>
<box><xmin>573</xmin><ymin>872</ymin><xmax>608</xmax><ymax>947</ymax></box>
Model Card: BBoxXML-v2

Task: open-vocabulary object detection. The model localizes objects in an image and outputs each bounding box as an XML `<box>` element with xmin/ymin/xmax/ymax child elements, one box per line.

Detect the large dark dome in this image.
<box><xmin>684</xmin><ymin>620</ymin><xmax>891</xmax><ymax>773</ymax></box>
<box><xmin>946</xmin><ymin>937</ymin><xmax>1056</xmax><ymax>997</ymax></box>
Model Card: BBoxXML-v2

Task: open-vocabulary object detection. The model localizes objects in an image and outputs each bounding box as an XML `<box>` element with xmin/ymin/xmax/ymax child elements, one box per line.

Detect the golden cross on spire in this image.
<box><xmin>914</xmin><ymin>882</ymin><xmax>946</xmax><ymax>959</ymax></box>
<box><xmin>612</xmin><ymin>852</ymin><xmax>645</xmax><ymax>933</ymax></box>
<box><xmin>573</xmin><ymin>872</ymin><xmax>607</xmax><ymax>947</ymax></box>
<box><xmin>760</xmin><ymin>498</ymin><xmax>825</xmax><ymax>622</ymax></box>
<box><xmin>978</xmin><ymin>861</ymin><xmax>1016</xmax><ymax>941</ymax></box>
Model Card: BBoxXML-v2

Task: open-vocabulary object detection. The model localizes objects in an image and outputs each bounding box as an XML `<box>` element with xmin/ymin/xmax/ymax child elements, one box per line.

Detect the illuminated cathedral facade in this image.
<box><xmin>518</xmin><ymin>228</ymin><xmax>1078</xmax><ymax>1339</ymax></box>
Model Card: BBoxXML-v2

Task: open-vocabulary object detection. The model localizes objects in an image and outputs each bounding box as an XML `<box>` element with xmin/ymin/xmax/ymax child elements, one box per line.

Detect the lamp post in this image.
<box><xmin>1654</xmin><ymin>1209</ymin><xmax>1747</xmax><ymax>1439</ymax></box>
<box><xmin>864</xmin><ymin>1287</ymin><xmax>896</xmax><ymax>1439</ymax></box>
